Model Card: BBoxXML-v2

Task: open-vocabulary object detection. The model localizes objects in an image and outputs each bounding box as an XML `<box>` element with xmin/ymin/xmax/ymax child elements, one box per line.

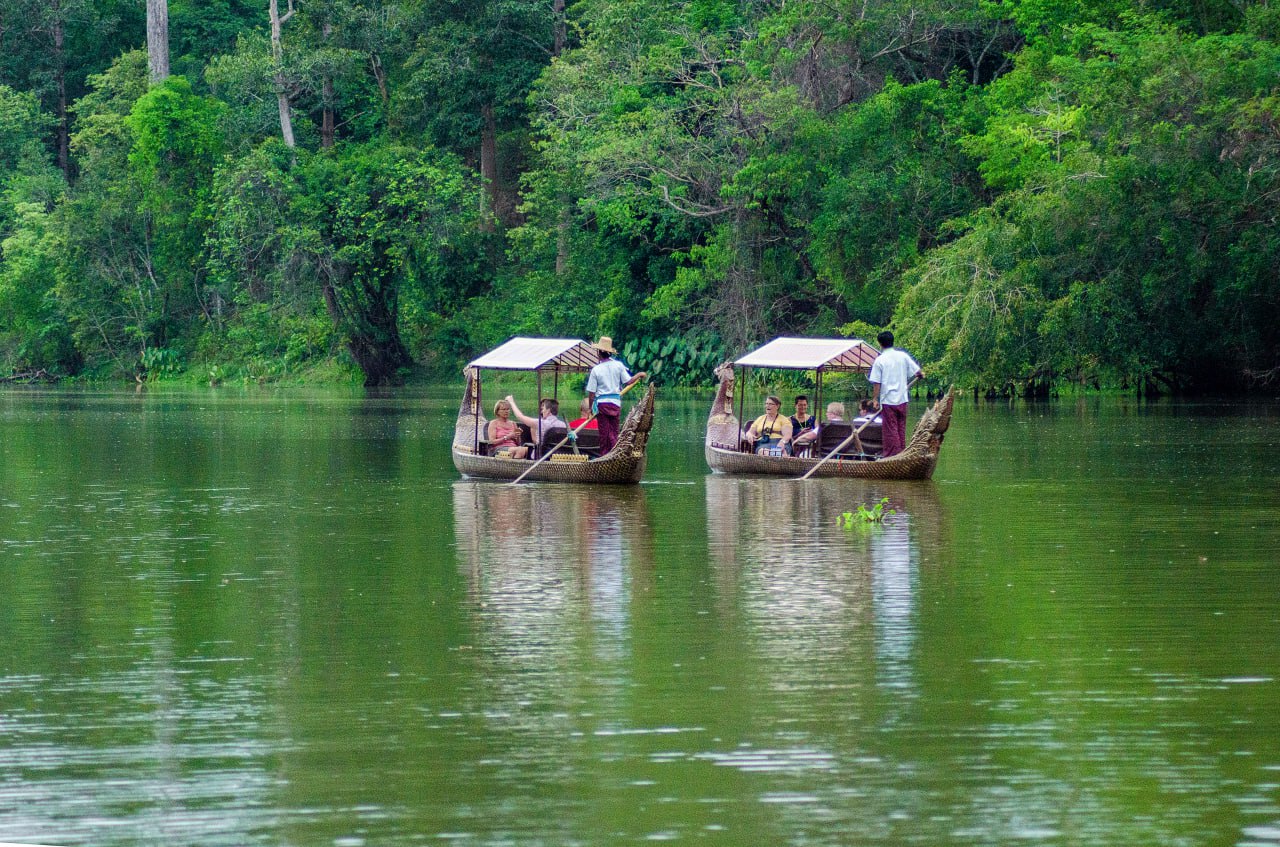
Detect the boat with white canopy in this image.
<box><xmin>453</xmin><ymin>337</ymin><xmax>656</xmax><ymax>483</ymax></box>
<box><xmin>705</xmin><ymin>337</ymin><xmax>953</xmax><ymax>480</ymax></box>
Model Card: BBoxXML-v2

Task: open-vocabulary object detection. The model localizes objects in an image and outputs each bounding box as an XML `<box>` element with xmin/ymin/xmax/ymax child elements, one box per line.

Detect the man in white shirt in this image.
<box><xmin>869</xmin><ymin>330</ymin><xmax>923</xmax><ymax>458</ymax></box>
<box><xmin>586</xmin><ymin>336</ymin><xmax>647</xmax><ymax>455</ymax></box>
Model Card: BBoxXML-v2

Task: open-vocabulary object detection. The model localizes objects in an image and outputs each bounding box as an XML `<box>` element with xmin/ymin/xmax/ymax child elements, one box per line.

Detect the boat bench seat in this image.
<box><xmin>816</xmin><ymin>422</ymin><xmax>884</xmax><ymax>458</ymax></box>
<box><xmin>571</xmin><ymin>428</ymin><xmax>602</xmax><ymax>457</ymax></box>
<box><xmin>818</xmin><ymin>423</ymin><xmax>854</xmax><ymax>457</ymax></box>
<box><xmin>536</xmin><ymin>427</ymin><xmax>568</xmax><ymax>458</ymax></box>
<box><xmin>855</xmin><ymin>422</ymin><xmax>883</xmax><ymax>455</ymax></box>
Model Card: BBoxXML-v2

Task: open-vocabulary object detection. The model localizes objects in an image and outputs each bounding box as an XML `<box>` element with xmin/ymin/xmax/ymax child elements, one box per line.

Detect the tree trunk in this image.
<box><xmin>146</xmin><ymin>0</ymin><xmax>169</xmax><ymax>84</ymax></box>
<box><xmin>552</xmin><ymin>0</ymin><xmax>566</xmax><ymax>57</ymax></box>
<box><xmin>321</xmin><ymin>21</ymin><xmax>335</xmax><ymax>148</ymax></box>
<box><xmin>321</xmin><ymin>76</ymin><xmax>335</xmax><ymax>148</ymax></box>
<box><xmin>319</xmin><ymin>271</ymin><xmax>413</xmax><ymax>387</ymax></box>
<box><xmin>269</xmin><ymin>0</ymin><xmax>296</xmax><ymax>148</ymax></box>
<box><xmin>52</xmin><ymin>1</ymin><xmax>69</xmax><ymax>175</ymax></box>
<box><xmin>344</xmin><ymin>330</ymin><xmax>413</xmax><ymax>386</ymax></box>
<box><xmin>722</xmin><ymin>209</ymin><xmax>765</xmax><ymax>351</ymax></box>
<box><xmin>555</xmin><ymin>205</ymin><xmax>570</xmax><ymax>276</ymax></box>
<box><xmin>370</xmin><ymin>53</ymin><xmax>389</xmax><ymax>109</ymax></box>
<box><xmin>479</xmin><ymin>102</ymin><xmax>497</xmax><ymax>231</ymax></box>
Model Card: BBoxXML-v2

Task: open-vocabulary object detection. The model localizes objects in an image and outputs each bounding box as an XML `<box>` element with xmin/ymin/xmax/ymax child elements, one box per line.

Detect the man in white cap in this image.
<box><xmin>586</xmin><ymin>336</ymin><xmax>647</xmax><ymax>455</ymax></box>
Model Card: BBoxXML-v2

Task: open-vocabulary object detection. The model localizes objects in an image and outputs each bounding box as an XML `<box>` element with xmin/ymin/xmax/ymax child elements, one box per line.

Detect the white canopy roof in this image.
<box><xmin>734</xmin><ymin>337</ymin><xmax>879</xmax><ymax>372</ymax></box>
<box><xmin>467</xmin><ymin>337</ymin><xmax>600</xmax><ymax>372</ymax></box>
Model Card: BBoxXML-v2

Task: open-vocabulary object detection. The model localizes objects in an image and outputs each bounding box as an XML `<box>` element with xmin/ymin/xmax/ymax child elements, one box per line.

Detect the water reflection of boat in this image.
<box><xmin>704</xmin><ymin>475</ymin><xmax>944</xmax><ymax>692</ymax></box>
<box><xmin>451</xmin><ymin>481</ymin><xmax>652</xmax><ymax>646</ymax></box>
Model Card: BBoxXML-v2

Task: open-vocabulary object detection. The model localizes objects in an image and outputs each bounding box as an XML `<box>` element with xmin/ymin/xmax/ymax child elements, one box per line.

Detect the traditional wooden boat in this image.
<box><xmin>452</xmin><ymin>337</ymin><xmax>656</xmax><ymax>483</ymax></box>
<box><xmin>705</xmin><ymin>338</ymin><xmax>953</xmax><ymax>480</ymax></box>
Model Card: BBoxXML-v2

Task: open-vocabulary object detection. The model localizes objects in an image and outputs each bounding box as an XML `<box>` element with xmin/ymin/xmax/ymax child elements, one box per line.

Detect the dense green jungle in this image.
<box><xmin>0</xmin><ymin>0</ymin><xmax>1278</xmax><ymax>393</ymax></box>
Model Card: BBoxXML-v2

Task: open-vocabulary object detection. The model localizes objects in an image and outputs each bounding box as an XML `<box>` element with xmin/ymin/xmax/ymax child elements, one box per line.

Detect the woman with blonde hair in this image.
<box><xmin>487</xmin><ymin>398</ymin><xmax>530</xmax><ymax>458</ymax></box>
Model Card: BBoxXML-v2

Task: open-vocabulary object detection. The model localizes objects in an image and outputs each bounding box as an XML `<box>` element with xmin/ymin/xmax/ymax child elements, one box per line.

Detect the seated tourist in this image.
<box><xmin>793</xmin><ymin>401</ymin><xmax>847</xmax><ymax>450</ymax></box>
<box><xmin>742</xmin><ymin>395</ymin><xmax>793</xmax><ymax>456</ymax></box>
<box><xmin>790</xmin><ymin>394</ymin><xmax>815</xmax><ymax>441</ymax></box>
<box><xmin>569</xmin><ymin>398</ymin><xmax>599</xmax><ymax>430</ymax></box>
<box><xmin>851</xmin><ymin>399</ymin><xmax>884</xmax><ymax>455</ymax></box>
<box><xmin>853</xmin><ymin>398</ymin><xmax>882</xmax><ymax>426</ymax></box>
<box><xmin>487</xmin><ymin>399</ymin><xmax>530</xmax><ymax>459</ymax></box>
<box><xmin>506</xmin><ymin>395</ymin><xmax>568</xmax><ymax>455</ymax></box>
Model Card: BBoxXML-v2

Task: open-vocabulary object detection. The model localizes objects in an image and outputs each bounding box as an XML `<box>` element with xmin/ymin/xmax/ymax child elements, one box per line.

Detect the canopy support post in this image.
<box><xmin>815</xmin><ymin>367</ymin><xmax>823</xmax><ymax>435</ymax></box>
<box><xmin>736</xmin><ymin>366</ymin><xmax>746</xmax><ymax>452</ymax></box>
<box><xmin>474</xmin><ymin>371</ymin><xmax>482</xmax><ymax>453</ymax></box>
<box><xmin>537</xmin><ymin>370</ymin><xmax>544</xmax><ymax>450</ymax></box>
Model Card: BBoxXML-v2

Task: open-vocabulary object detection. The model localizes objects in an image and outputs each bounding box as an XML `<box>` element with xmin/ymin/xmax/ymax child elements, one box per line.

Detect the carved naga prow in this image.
<box><xmin>904</xmin><ymin>386</ymin><xmax>954</xmax><ymax>456</ymax></box>
<box><xmin>705</xmin><ymin>361</ymin><xmax>741</xmax><ymax>448</ymax></box>
<box><xmin>454</xmin><ymin>366</ymin><xmax>487</xmax><ymax>451</ymax></box>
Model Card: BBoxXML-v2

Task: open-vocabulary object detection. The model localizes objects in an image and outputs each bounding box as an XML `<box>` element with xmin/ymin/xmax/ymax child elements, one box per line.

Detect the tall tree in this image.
<box><xmin>404</xmin><ymin>0</ymin><xmax>560</xmax><ymax>225</ymax></box>
<box><xmin>526</xmin><ymin>0</ymin><xmax>798</xmax><ymax>347</ymax></box>
<box><xmin>269</xmin><ymin>0</ymin><xmax>296</xmax><ymax>147</ymax></box>
<box><xmin>45</xmin><ymin>0</ymin><xmax>70</xmax><ymax>173</ymax></box>
<box><xmin>146</xmin><ymin>0</ymin><xmax>169</xmax><ymax>83</ymax></box>
<box><xmin>207</xmin><ymin>140</ymin><xmax>490</xmax><ymax>384</ymax></box>
<box><xmin>55</xmin><ymin>63</ymin><xmax>225</xmax><ymax>375</ymax></box>
<box><xmin>0</xmin><ymin>0</ymin><xmax>142</xmax><ymax>177</ymax></box>
<box><xmin>311</xmin><ymin>145</ymin><xmax>486</xmax><ymax>383</ymax></box>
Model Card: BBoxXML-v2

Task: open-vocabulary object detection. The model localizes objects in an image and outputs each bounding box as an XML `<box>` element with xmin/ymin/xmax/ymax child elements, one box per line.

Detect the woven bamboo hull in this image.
<box><xmin>705</xmin><ymin>443</ymin><xmax>938</xmax><ymax>479</ymax></box>
<box><xmin>453</xmin><ymin>446</ymin><xmax>649</xmax><ymax>483</ymax></box>
<box><xmin>704</xmin><ymin>388</ymin><xmax>953</xmax><ymax>481</ymax></box>
<box><xmin>452</xmin><ymin>384</ymin><xmax>656</xmax><ymax>484</ymax></box>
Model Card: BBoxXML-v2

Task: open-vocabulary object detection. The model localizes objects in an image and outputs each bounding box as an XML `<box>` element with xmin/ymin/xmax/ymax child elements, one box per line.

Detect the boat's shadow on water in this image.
<box><xmin>448</xmin><ymin>481</ymin><xmax>657</xmax><ymax>713</ymax></box>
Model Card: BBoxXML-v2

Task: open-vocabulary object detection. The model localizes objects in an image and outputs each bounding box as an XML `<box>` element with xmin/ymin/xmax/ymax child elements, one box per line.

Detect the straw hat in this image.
<box><xmin>593</xmin><ymin>336</ymin><xmax>617</xmax><ymax>354</ymax></box>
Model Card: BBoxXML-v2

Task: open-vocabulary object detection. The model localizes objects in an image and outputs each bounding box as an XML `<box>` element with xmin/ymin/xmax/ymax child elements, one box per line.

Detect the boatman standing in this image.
<box><xmin>586</xmin><ymin>337</ymin><xmax>647</xmax><ymax>456</ymax></box>
<box><xmin>869</xmin><ymin>330</ymin><xmax>923</xmax><ymax>458</ymax></box>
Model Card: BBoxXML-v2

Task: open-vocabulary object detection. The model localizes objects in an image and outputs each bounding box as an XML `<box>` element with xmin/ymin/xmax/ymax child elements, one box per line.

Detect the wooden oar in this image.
<box><xmin>508</xmin><ymin>378</ymin><xmax>644</xmax><ymax>485</ymax></box>
<box><xmin>795</xmin><ymin>375</ymin><xmax>920</xmax><ymax>481</ymax></box>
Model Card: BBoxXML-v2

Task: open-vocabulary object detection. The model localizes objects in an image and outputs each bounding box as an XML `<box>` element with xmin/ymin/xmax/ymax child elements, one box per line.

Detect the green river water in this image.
<box><xmin>1</xmin><ymin>387</ymin><xmax>1278</xmax><ymax>847</ymax></box>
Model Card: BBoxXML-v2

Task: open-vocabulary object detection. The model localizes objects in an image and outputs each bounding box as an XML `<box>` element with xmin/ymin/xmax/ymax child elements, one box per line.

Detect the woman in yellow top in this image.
<box><xmin>742</xmin><ymin>395</ymin><xmax>794</xmax><ymax>455</ymax></box>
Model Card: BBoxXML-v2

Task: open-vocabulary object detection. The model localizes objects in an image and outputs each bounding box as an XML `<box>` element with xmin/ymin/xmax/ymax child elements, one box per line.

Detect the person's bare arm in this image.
<box><xmin>505</xmin><ymin>395</ymin><xmax>539</xmax><ymax>429</ymax></box>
